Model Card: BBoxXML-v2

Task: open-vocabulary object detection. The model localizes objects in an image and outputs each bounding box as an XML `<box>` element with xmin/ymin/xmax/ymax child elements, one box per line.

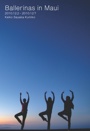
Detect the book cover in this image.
<box><xmin>0</xmin><ymin>0</ymin><xmax>90</xmax><ymax>130</ymax></box>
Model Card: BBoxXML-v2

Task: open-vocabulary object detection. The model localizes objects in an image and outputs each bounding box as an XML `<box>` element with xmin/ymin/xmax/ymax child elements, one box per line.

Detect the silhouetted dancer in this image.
<box><xmin>58</xmin><ymin>90</ymin><xmax>74</xmax><ymax>130</ymax></box>
<box><xmin>39</xmin><ymin>91</ymin><xmax>55</xmax><ymax>130</ymax></box>
<box><xmin>14</xmin><ymin>92</ymin><xmax>30</xmax><ymax>130</ymax></box>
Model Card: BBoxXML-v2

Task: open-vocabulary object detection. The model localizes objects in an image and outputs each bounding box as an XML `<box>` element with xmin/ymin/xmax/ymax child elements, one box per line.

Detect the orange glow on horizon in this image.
<box><xmin>0</xmin><ymin>116</ymin><xmax>41</xmax><ymax>125</ymax></box>
<box><xmin>0</xmin><ymin>116</ymin><xmax>16</xmax><ymax>124</ymax></box>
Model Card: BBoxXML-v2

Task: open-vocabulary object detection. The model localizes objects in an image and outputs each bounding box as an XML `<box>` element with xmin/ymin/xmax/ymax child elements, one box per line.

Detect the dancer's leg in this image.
<box><xmin>39</xmin><ymin>111</ymin><xmax>48</xmax><ymax>122</ymax></box>
<box><xmin>68</xmin><ymin>116</ymin><xmax>71</xmax><ymax>130</ymax></box>
<box><xmin>14</xmin><ymin>112</ymin><xmax>23</xmax><ymax>124</ymax></box>
<box><xmin>47</xmin><ymin>114</ymin><xmax>51</xmax><ymax>130</ymax></box>
<box><xmin>58</xmin><ymin>111</ymin><xmax>68</xmax><ymax>121</ymax></box>
<box><xmin>21</xmin><ymin>113</ymin><xmax>27</xmax><ymax>130</ymax></box>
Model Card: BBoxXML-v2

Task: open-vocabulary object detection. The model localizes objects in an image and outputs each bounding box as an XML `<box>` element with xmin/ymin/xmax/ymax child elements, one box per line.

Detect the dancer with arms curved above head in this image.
<box><xmin>14</xmin><ymin>92</ymin><xmax>30</xmax><ymax>130</ymax></box>
<box><xmin>58</xmin><ymin>90</ymin><xmax>74</xmax><ymax>130</ymax></box>
<box><xmin>39</xmin><ymin>91</ymin><xmax>55</xmax><ymax>130</ymax></box>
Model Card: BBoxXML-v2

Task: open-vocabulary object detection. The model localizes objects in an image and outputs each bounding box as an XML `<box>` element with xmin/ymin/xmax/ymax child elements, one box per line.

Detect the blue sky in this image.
<box><xmin>0</xmin><ymin>0</ymin><xmax>90</xmax><ymax>129</ymax></box>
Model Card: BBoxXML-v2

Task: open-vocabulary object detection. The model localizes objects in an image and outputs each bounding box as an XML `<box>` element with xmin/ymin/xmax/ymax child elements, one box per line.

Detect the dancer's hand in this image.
<box><xmin>62</xmin><ymin>91</ymin><xmax>64</xmax><ymax>94</ymax></box>
<box><xmin>26</xmin><ymin>92</ymin><xmax>29</xmax><ymax>94</ymax></box>
<box><xmin>45</xmin><ymin>91</ymin><xmax>47</xmax><ymax>94</ymax></box>
<box><xmin>70</xmin><ymin>90</ymin><xmax>73</xmax><ymax>93</ymax></box>
<box><xmin>51</xmin><ymin>91</ymin><xmax>54</xmax><ymax>94</ymax></box>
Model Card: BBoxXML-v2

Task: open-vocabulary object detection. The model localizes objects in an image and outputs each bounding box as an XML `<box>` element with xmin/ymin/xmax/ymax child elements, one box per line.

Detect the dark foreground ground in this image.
<box><xmin>0</xmin><ymin>129</ymin><xmax>89</xmax><ymax>131</ymax></box>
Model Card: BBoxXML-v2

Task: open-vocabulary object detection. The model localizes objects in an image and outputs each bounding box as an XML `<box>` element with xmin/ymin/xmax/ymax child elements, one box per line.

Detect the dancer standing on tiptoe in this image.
<box><xmin>39</xmin><ymin>91</ymin><xmax>55</xmax><ymax>130</ymax></box>
<box><xmin>14</xmin><ymin>92</ymin><xmax>30</xmax><ymax>130</ymax></box>
<box><xmin>58</xmin><ymin>90</ymin><xmax>74</xmax><ymax>130</ymax></box>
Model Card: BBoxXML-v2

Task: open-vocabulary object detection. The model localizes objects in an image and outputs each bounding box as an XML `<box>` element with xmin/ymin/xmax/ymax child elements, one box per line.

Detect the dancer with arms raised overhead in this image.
<box><xmin>58</xmin><ymin>90</ymin><xmax>74</xmax><ymax>130</ymax></box>
<box><xmin>39</xmin><ymin>91</ymin><xmax>55</xmax><ymax>130</ymax></box>
<box><xmin>14</xmin><ymin>92</ymin><xmax>30</xmax><ymax>130</ymax></box>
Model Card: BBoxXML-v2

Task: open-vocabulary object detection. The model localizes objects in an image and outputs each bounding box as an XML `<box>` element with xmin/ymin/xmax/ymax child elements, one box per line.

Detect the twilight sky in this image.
<box><xmin>0</xmin><ymin>0</ymin><xmax>90</xmax><ymax>130</ymax></box>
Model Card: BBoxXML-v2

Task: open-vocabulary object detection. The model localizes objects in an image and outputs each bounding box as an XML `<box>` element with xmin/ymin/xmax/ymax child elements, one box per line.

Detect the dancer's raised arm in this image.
<box><xmin>61</xmin><ymin>91</ymin><xmax>65</xmax><ymax>102</ymax></box>
<box><xmin>44</xmin><ymin>91</ymin><xmax>47</xmax><ymax>102</ymax></box>
<box><xmin>70</xmin><ymin>90</ymin><xmax>74</xmax><ymax>101</ymax></box>
<box><xmin>51</xmin><ymin>91</ymin><xmax>55</xmax><ymax>103</ymax></box>
<box><xmin>26</xmin><ymin>92</ymin><xmax>30</xmax><ymax>103</ymax></box>
<box><xmin>20</xmin><ymin>92</ymin><xmax>23</xmax><ymax>104</ymax></box>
